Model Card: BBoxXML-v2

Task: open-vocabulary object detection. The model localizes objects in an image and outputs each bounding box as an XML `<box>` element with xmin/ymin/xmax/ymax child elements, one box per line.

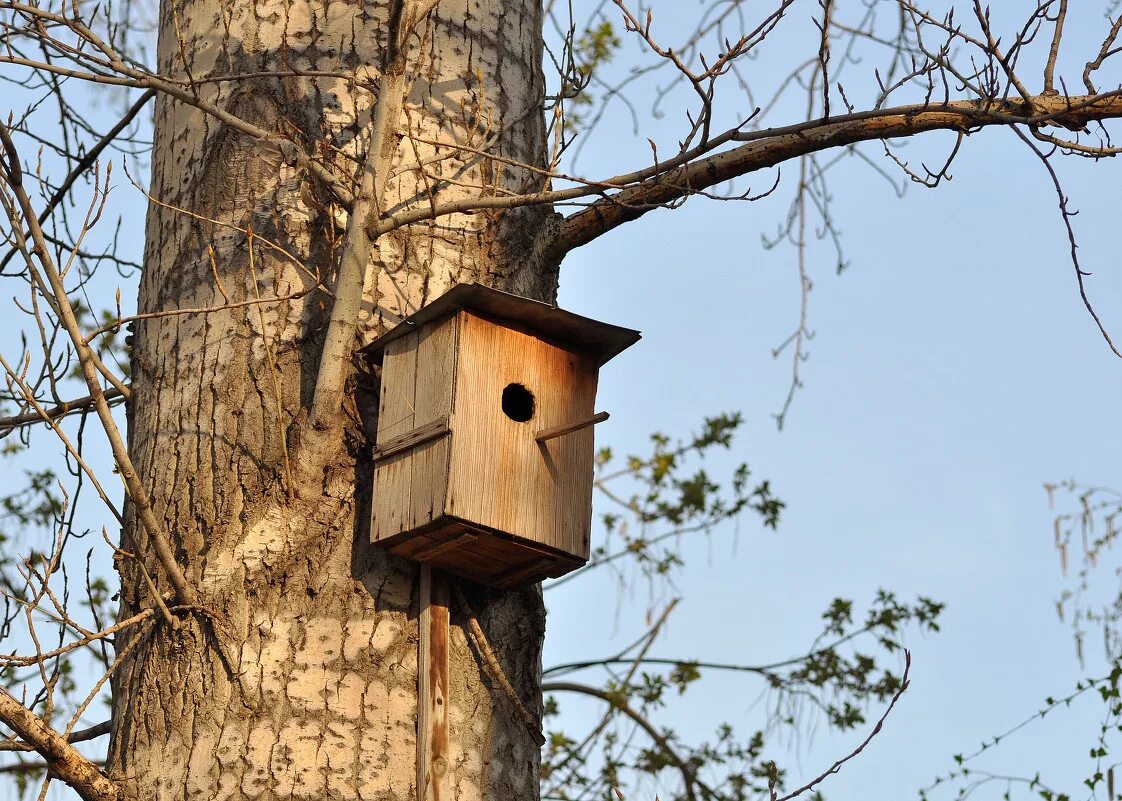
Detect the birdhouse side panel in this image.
<box><xmin>446</xmin><ymin>312</ymin><xmax>597</xmax><ymax>562</ymax></box>
<box><xmin>406</xmin><ymin>316</ymin><xmax>457</xmax><ymax>530</ymax></box>
<box><xmin>370</xmin><ymin>317</ymin><xmax>457</xmax><ymax>543</ymax></box>
<box><xmin>372</xmin><ymin>332</ymin><xmax>419</xmax><ymax>541</ymax></box>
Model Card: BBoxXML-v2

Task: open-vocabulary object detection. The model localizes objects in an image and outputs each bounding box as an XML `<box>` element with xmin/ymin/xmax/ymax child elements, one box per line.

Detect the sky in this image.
<box><xmin>541</xmin><ymin>3</ymin><xmax>1122</xmax><ymax>799</ymax></box>
<box><xmin>3</xmin><ymin>2</ymin><xmax>1122</xmax><ymax>800</ymax></box>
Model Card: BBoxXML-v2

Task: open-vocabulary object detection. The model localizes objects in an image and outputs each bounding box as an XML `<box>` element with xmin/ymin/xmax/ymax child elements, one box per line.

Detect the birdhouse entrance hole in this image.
<box><xmin>501</xmin><ymin>383</ymin><xmax>535</xmax><ymax>422</ymax></box>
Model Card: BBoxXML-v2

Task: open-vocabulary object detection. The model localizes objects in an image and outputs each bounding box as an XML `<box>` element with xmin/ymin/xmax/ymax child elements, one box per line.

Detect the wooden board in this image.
<box><xmin>360</xmin><ymin>283</ymin><xmax>641</xmax><ymax>367</ymax></box>
<box><xmin>409</xmin><ymin>317</ymin><xmax>456</xmax><ymax>532</ymax></box>
<box><xmin>428</xmin><ymin>574</ymin><xmax>449</xmax><ymax>801</ymax></box>
<box><xmin>417</xmin><ymin>566</ymin><xmax>430</xmax><ymax>801</ymax></box>
<box><xmin>446</xmin><ymin>311</ymin><xmax>597</xmax><ymax>561</ymax></box>
<box><xmin>371</xmin><ymin>318</ymin><xmax>457</xmax><ymax>544</ymax></box>
<box><xmin>381</xmin><ymin>516</ymin><xmax>584</xmax><ymax>588</ymax></box>
<box><xmin>417</xmin><ymin>567</ymin><xmax>450</xmax><ymax>801</ymax></box>
<box><xmin>372</xmin><ymin>332</ymin><xmax>418</xmax><ymax>541</ymax></box>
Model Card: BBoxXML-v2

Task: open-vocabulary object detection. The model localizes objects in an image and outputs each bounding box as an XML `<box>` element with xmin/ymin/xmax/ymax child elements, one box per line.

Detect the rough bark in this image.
<box><xmin>109</xmin><ymin>2</ymin><xmax>555</xmax><ymax>799</ymax></box>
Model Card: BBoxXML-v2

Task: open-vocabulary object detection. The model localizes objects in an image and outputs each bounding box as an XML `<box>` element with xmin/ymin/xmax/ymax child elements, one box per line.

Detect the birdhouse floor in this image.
<box><xmin>377</xmin><ymin>516</ymin><xmax>584</xmax><ymax>589</ymax></box>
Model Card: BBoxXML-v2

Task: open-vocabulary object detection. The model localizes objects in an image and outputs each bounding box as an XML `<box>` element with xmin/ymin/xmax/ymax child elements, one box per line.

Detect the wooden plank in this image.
<box><xmin>382</xmin><ymin>515</ymin><xmax>590</xmax><ymax>587</ymax></box>
<box><xmin>424</xmin><ymin>546</ymin><xmax>518</xmax><ymax>585</ymax></box>
<box><xmin>458</xmin><ymin>529</ymin><xmax>562</xmax><ymax>564</ymax></box>
<box><xmin>372</xmin><ymin>417</ymin><xmax>450</xmax><ymax>462</ymax></box>
<box><xmin>390</xmin><ymin>532</ymin><xmax>441</xmax><ymax>560</ymax></box>
<box><xmin>410</xmin><ymin>317</ymin><xmax>457</xmax><ymax>531</ymax></box>
<box><xmin>452</xmin><ymin>536</ymin><xmax>522</xmax><ymax>568</ymax></box>
<box><xmin>416</xmin><ymin>565</ymin><xmax>431</xmax><ymax>801</ymax></box>
<box><xmin>543</xmin><ymin>556</ymin><xmax>585</xmax><ymax>579</ymax></box>
<box><xmin>372</xmin><ymin>333</ymin><xmax>418</xmax><ymax>542</ymax></box>
<box><xmin>411</xmin><ymin>532</ymin><xmax>478</xmax><ymax>561</ymax></box>
<box><xmin>536</xmin><ymin>411</ymin><xmax>610</xmax><ymax>443</ymax></box>
<box><xmin>427</xmin><ymin>572</ymin><xmax>450</xmax><ymax>801</ymax></box>
<box><xmin>447</xmin><ymin>311</ymin><xmax>597</xmax><ymax>562</ymax></box>
<box><xmin>383</xmin><ymin>518</ymin><xmax>466</xmax><ymax>558</ymax></box>
<box><xmin>492</xmin><ymin>557</ymin><xmax>555</xmax><ymax>589</ymax></box>
<box><xmin>360</xmin><ymin>283</ymin><xmax>641</xmax><ymax>367</ymax></box>
<box><xmin>377</xmin><ymin>502</ymin><xmax>591</xmax><ymax>586</ymax></box>
<box><xmin>377</xmin><ymin>333</ymin><xmax>419</xmax><ymax>440</ymax></box>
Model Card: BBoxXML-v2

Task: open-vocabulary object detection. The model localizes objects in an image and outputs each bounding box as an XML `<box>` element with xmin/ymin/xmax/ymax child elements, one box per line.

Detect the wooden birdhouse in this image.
<box><xmin>364</xmin><ymin>284</ymin><xmax>640</xmax><ymax>589</ymax></box>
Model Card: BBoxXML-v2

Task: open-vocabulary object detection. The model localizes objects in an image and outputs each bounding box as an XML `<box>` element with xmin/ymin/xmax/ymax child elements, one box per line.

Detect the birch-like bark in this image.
<box><xmin>109</xmin><ymin>1</ymin><xmax>555</xmax><ymax>799</ymax></box>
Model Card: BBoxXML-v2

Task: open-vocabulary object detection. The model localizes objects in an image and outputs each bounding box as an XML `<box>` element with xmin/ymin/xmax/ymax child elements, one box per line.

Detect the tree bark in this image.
<box><xmin>109</xmin><ymin>2</ymin><xmax>555</xmax><ymax>799</ymax></box>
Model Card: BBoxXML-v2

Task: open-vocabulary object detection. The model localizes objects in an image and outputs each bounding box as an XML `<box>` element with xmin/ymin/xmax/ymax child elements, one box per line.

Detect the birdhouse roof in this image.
<box><xmin>363</xmin><ymin>283</ymin><xmax>641</xmax><ymax>366</ymax></box>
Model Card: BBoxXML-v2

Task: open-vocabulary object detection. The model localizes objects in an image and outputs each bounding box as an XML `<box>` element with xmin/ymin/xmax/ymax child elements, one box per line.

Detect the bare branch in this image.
<box><xmin>1010</xmin><ymin>125</ymin><xmax>1122</xmax><ymax>359</ymax></box>
<box><xmin>775</xmin><ymin>650</ymin><xmax>911</xmax><ymax>801</ymax></box>
<box><xmin>0</xmin><ymin>124</ymin><xmax>196</xmax><ymax>608</ymax></box>
<box><xmin>0</xmin><ymin>387</ymin><xmax>126</xmax><ymax>437</ymax></box>
<box><xmin>453</xmin><ymin>584</ymin><xmax>546</xmax><ymax>746</ymax></box>
<box><xmin>0</xmin><ymin>688</ymin><xmax>118</xmax><ymax>801</ymax></box>
<box><xmin>1044</xmin><ymin>0</ymin><xmax>1067</xmax><ymax>95</ymax></box>
<box><xmin>542</xmin><ymin>679</ymin><xmax>710</xmax><ymax>801</ymax></box>
<box><xmin>555</xmin><ymin>92</ymin><xmax>1122</xmax><ymax>253</ymax></box>
<box><xmin>0</xmin><ymin>721</ymin><xmax>112</xmax><ymax>754</ymax></box>
<box><xmin>308</xmin><ymin>0</ymin><xmax>441</xmax><ymax>431</ymax></box>
<box><xmin>0</xmin><ymin>89</ymin><xmax>155</xmax><ymax>274</ymax></box>
<box><xmin>1084</xmin><ymin>13</ymin><xmax>1122</xmax><ymax>93</ymax></box>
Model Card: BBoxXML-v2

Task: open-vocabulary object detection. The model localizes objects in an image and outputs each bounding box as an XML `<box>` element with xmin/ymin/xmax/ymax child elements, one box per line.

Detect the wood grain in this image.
<box><xmin>372</xmin><ymin>332</ymin><xmax>419</xmax><ymax>540</ymax></box>
<box><xmin>427</xmin><ymin>573</ymin><xmax>450</xmax><ymax>801</ymax></box>
<box><xmin>372</xmin><ymin>417</ymin><xmax>450</xmax><ymax>462</ymax></box>
<box><xmin>416</xmin><ymin>565</ymin><xmax>431</xmax><ymax>801</ymax></box>
<box><xmin>409</xmin><ymin>317</ymin><xmax>457</xmax><ymax>531</ymax></box>
<box><xmin>381</xmin><ymin>518</ymin><xmax>583</xmax><ymax>587</ymax></box>
<box><xmin>371</xmin><ymin>310</ymin><xmax>599</xmax><ymax>586</ymax></box>
<box><xmin>535</xmin><ymin>410</ymin><xmax>609</xmax><ymax>443</ymax></box>
<box><xmin>447</xmin><ymin>311</ymin><xmax>597</xmax><ymax>561</ymax></box>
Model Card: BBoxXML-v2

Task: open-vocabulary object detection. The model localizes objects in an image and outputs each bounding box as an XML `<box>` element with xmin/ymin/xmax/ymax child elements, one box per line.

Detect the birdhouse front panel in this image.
<box><xmin>445</xmin><ymin>311</ymin><xmax>598</xmax><ymax>563</ymax></box>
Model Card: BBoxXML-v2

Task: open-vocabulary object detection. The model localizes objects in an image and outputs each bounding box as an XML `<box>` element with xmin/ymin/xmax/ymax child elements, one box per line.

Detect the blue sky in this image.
<box><xmin>3</xmin><ymin>2</ymin><xmax>1122</xmax><ymax>799</ymax></box>
<box><xmin>549</xmin><ymin>162</ymin><xmax>1122</xmax><ymax>796</ymax></box>
<box><xmin>543</xmin><ymin>4</ymin><xmax>1122</xmax><ymax>795</ymax></box>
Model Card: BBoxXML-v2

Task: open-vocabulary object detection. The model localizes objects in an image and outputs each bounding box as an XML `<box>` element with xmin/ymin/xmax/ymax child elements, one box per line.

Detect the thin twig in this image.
<box><xmin>0</xmin><ymin>89</ymin><xmax>155</xmax><ymax>273</ymax></box>
<box><xmin>1010</xmin><ymin>125</ymin><xmax>1122</xmax><ymax>359</ymax></box>
<box><xmin>542</xmin><ymin>680</ymin><xmax>710</xmax><ymax>801</ymax></box>
<box><xmin>774</xmin><ymin>650</ymin><xmax>911</xmax><ymax>801</ymax></box>
<box><xmin>0</xmin><ymin>124</ymin><xmax>197</xmax><ymax>608</ymax></box>
<box><xmin>1043</xmin><ymin>0</ymin><xmax>1067</xmax><ymax>94</ymax></box>
<box><xmin>0</xmin><ymin>387</ymin><xmax>126</xmax><ymax>436</ymax></box>
<box><xmin>308</xmin><ymin>0</ymin><xmax>441</xmax><ymax>429</ymax></box>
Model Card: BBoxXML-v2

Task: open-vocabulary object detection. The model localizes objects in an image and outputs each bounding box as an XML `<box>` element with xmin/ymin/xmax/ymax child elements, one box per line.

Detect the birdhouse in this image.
<box><xmin>364</xmin><ymin>284</ymin><xmax>640</xmax><ymax>589</ymax></box>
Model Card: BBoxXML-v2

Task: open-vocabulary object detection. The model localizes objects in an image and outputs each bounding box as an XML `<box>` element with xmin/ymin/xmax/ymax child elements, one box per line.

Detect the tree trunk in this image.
<box><xmin>109</xmin><ymin>2</ymin><xmax>556</xmax><ymax>799</ymax></box>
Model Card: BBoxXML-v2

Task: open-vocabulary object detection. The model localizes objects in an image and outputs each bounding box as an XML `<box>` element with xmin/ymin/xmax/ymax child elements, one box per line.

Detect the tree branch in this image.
<box><xmin>0</xmin><ymin>89</ymin><xmax>155</xmax><ymax>274</ymax></box>
<box><xmin>0</xmin><ymin>689</ymin><xmax>117</xmax><ymax>801</ymax></box>
<box><xmin>307</xmin><ymin>0</ymin><xmax>439</xmax><ymax>431</ymax></box>
<box><xmin>0</xmin><ymin>124</ymin><xmax>196</xmax><ymax>609</ymax></box>
<box><xmin>554</xmin><ymin>92</ymin><xmax>1122</xmax><ymax>252</ymax></box>
<box><xmin>352</xmin><ymin>92</ymin><xmax>1122</xmax><ymax>253</ymax></box>
<box><xmin>452</xmin><ymin>584</ymin><xmax>546</xmax><ymax>746</ymax></box>
<box><xmin>542</xmin><ymin>679</ymin><xmax>710</xmax><ymax>801</ymax></box>
<box><xmin>774</xmin><ymin>650</ymin><xmax>911</xmax><ymax>801</ymax></box>
<box><xmin>0</xmin><ymin>387</ymin><xmax>126</xmax><ymax>437</ymax></box>
<box><xmin>0</xmin><ymin>1</ymin><xmax>355</xmax><ymax>208</ymax></box>
<box><xmin>0</xmin><ymin>721</ymin><xmax>112</xmax><ymax>753</ymax></box>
